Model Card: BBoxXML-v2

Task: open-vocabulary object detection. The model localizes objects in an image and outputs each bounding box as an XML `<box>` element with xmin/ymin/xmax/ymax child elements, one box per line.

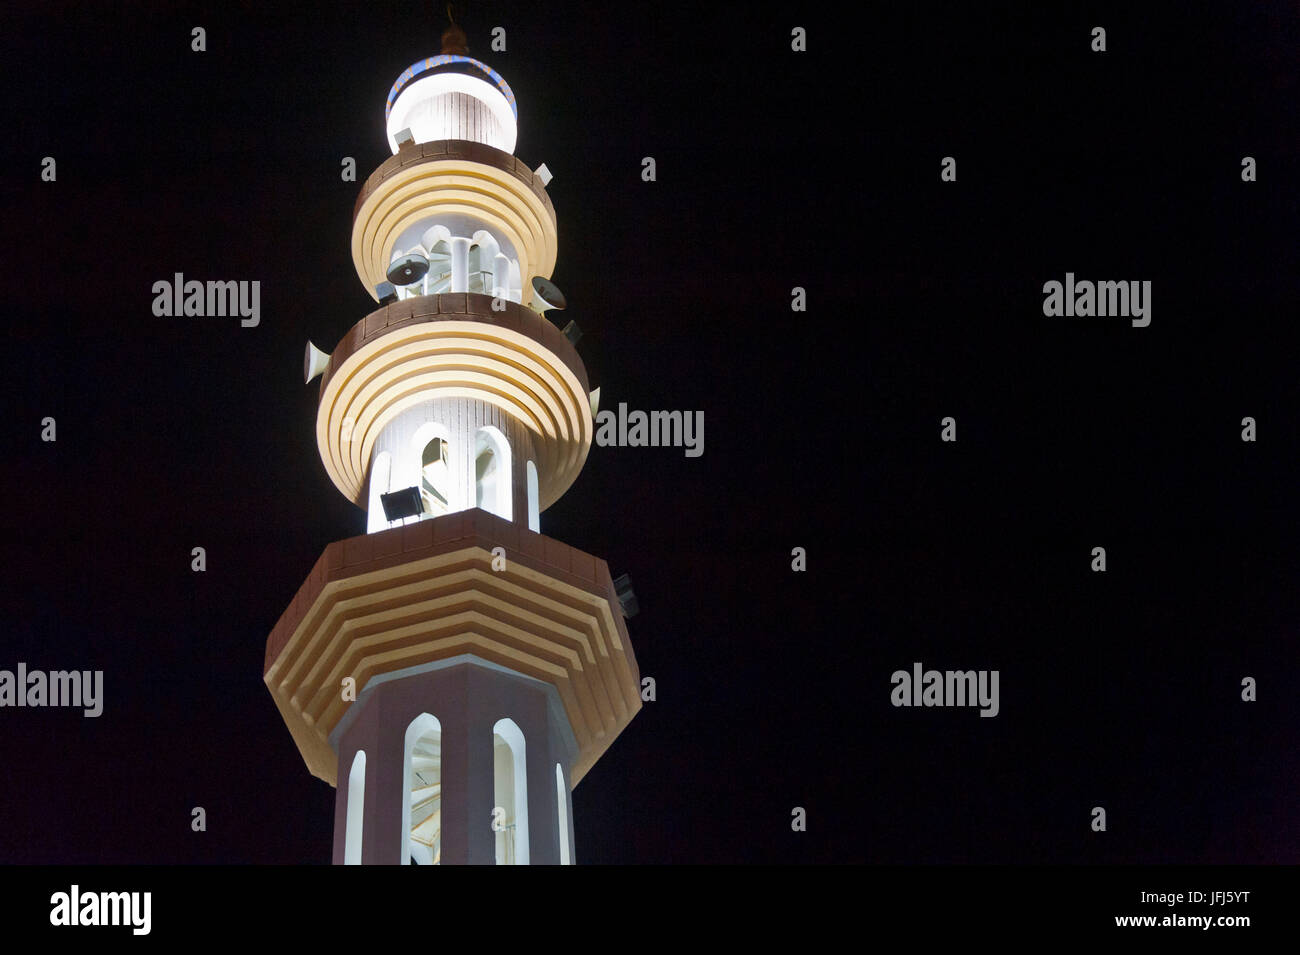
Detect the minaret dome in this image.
<box><xmin>384</xmin><ymin>49</ymin><xmax>518</xmax><ymax>154</ymax></box>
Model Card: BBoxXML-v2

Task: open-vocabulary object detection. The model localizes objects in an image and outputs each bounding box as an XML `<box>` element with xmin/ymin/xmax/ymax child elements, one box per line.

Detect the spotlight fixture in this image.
<box><xmin>380</xmin><ymin>486</ymin><xmax>423</xmax><ymax>521</ymax></box>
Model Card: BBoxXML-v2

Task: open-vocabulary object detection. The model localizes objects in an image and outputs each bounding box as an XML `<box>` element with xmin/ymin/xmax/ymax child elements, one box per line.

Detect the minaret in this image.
<box><xmin>264</xmin><ymin>22</ymin><xmax>642</xmax><ymax>865</ymax></box>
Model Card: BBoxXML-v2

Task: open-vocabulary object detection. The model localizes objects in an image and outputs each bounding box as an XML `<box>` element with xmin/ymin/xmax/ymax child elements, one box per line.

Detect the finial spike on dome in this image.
<box><xmin>441</xmin><ymin>4</ymin><xmax>468</xmax><ymax>55</ymax></box>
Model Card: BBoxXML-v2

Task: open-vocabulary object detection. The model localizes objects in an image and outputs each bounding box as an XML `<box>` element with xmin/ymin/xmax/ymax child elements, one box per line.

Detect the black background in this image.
<box><xmin>1</xmin><ymin>0</ymin><xmax>1296</xmax><ymax>866</ymax></box>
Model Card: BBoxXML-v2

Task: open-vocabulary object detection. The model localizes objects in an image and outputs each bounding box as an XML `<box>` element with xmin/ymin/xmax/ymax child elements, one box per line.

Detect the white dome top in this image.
<box><xmin>385</xmin><ymin>57</ymin><xmax>518</xmax><ymax>155</ymax></box>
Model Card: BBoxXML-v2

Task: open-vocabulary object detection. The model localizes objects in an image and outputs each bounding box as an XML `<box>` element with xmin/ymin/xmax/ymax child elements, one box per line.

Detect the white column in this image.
<box><xmin>492</xmin><ymin>253</ymin><xmax>510</xmax><ymax>298</ymax></box>
<box><xmin>450</xmin><ymin>237</ymin><xmax>470</xmax><ymax>293</ymax></box>
<box><xmin>367</xmin><ymin>452</ymin><xmax>392</xmax><ymax>534</ymax></box>
<box><xmin>526</xmin><ymin>460</ymin><xmax>540</xmax><ymax>532</ymax></box>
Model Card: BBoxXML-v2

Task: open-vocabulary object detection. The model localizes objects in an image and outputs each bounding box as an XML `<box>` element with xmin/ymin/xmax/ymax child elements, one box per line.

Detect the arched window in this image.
<box><xmin>402</xmin><ymin>714</ymin><xmax>442</xmax><ymax>865</ymax></box>
<box><xmin>424</xmin><ymin>239</ymin><xmax>452</xmax><ymax>295</ymax></box>
<box><xmin>526</xmin><ymin>460</ymin><xmax>540</xmax><ymax>532</ymax></box>
<box><xmin>474</xmin><ymin>427</ymin><xmax>512</xmax><ymax>520</ymax></box>
<box><xmin>556</xmin><ymin>762</ymin><xmax>572</xmax><ymax>865</ymax></box>
<box><xmin>344</xmin><ymin>750</ymin><xmax>366</xmax><ymax>865</ymax></box>
<box><xmin>408</xmin><ymin>422</ymin><xmax>454</xmax><ymax>517</ymax></box>
<box><xmin>419</xmin><ymin>436</ymin><xmax>451</xmax><ymax>518</ymax></box>
<box><xmin>492</xmin><ymin>718</ymin><xmax>529</xmax><ymax>865</ymax></box>
<box><xmin>395</xmin><ymin>223</ymin><xmax>452</xmax><ymax>298</ymax></box>
<box><xmin>469</xmin><ymin>231</ymin><xmax>502</xmax><ymax>296</ymax></box>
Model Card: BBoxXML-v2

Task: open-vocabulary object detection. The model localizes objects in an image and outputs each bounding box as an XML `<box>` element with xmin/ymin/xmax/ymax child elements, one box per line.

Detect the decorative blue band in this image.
<box><xmin>385</xmin><ymin>55</ymin><xmax>517</xmax><ymax>120</ymax></box>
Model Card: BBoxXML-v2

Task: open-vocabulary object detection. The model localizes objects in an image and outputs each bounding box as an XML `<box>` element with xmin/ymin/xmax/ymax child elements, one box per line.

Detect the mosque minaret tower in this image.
<box><xmin>263</xmin><ymin>21</ymin><xmax>642</xmax><ymax>865</ymax></box>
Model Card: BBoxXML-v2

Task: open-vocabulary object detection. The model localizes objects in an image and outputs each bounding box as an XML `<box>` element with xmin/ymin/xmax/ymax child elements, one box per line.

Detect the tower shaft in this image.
<box><xmin>267</xmin><ymin>31</ymin><xmax>640</xmax><ymax>865</ymax></box>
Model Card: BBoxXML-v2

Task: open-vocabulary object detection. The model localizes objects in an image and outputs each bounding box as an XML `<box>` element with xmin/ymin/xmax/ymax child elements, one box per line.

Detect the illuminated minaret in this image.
<box><xmin>264</xmin><ymin>22</ymin><xmax>642</xmax><ymax>865</ymax></box>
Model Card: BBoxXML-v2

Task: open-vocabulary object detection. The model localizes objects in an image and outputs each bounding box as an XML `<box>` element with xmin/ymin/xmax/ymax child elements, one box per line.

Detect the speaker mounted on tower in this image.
<box><xmin>304</xmin><ymin>341</ymin><xmax>330</xmax><ymax>384</ymax></box>
<box><xmin>387</xmin><ymin>251</ymin><xmax>430</xmax><ymax>286</ymax></box>
<box><xmin>530</xmin><ymin>275</ymin><xmax>567</xmax><ymax>313</ymax></box>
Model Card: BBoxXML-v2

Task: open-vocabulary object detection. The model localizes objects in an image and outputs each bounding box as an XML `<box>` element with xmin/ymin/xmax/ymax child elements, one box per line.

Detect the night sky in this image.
<box><xmin>1</xmin><ymin>1</ymin><xmax>1296</xmax><ymax>867</ymax></box>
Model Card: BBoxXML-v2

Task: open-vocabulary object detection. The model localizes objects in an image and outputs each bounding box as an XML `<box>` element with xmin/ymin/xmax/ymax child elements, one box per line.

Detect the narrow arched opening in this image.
<box><xmin>556</xmin><ymin>762</ymin><xmax>572</xmax><ymax>865</ymax></box>
<box><xmin>492</xmin><ymin>718</ymin><xmax>529</xmax><ymax>865</ymax></box>
<box><xmin>474</xmin><ymin>426</ymin><xmax>512</xmax><ymax>520</ymax></box>
<box><xmin>402</xmin><ymin>713</ymin><xmax>442</xmax><ymax>865</ymax></box>
<box><xmin>344</xmin><ymin>750</ymin><xmax>366</xmax><ymax>865</ymax></box>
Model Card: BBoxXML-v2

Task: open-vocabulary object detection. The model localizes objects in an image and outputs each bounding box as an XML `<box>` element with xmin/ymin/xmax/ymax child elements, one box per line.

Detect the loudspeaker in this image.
<box><xmin>303</xmin><ymin>341</ymin><xmax>330</xmax><ymax>384</ymax></box>
<box><xmin>530</xmin><ymin>275</ymin><xmax>567</xmax><ymax>313</ymax></box>
<box><xmin>387</xmin><ymin>251</ymin><xmax>430</xmax><ymax>286</ymax></box>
